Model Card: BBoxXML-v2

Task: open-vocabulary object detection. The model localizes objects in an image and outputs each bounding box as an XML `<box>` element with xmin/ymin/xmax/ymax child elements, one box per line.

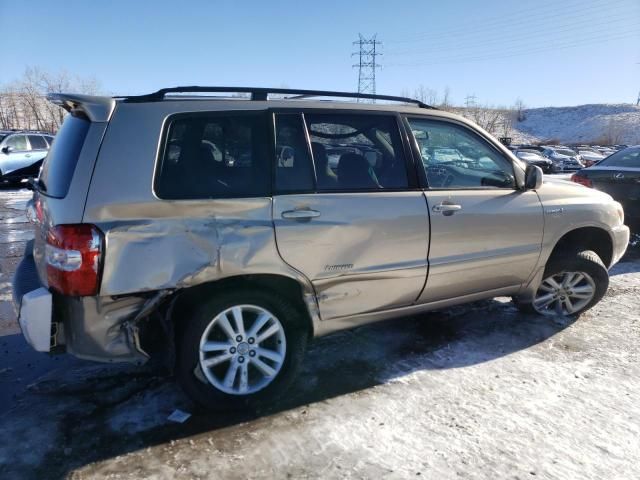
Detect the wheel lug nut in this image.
<box><xmin>230</xmin><ymin>347</ymin><xmax>236</xmax><ymax>354</ymax></box>
<box><xmin>238</xmin><ymin>356</ymin><xmax>245</xmax><ymax>363</ymax></box>
<box><xmin>236</xmin><ymin>335</ymin><xmax>243</xmax><ymax>342</ymax></box>
<box><xmin>248</xmin><ymin>338</ymin><xmax>255</xmax><ymax>344</ymax></box>
<box><xmin>249</xmin><ymin>350</ymin><xmax>256</xmax><ymax>357</ymax></box>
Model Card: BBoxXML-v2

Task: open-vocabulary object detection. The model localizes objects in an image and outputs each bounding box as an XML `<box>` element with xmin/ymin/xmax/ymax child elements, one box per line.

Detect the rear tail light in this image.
<box><xmin>45</xmin><ymin>224</ymin><xmax>103</xmax><ymax>296</ymax></box>
<box><xmin>570</xmin><ymin>173</ymin><xmax>593</xmax><ymax>188</ymax></box>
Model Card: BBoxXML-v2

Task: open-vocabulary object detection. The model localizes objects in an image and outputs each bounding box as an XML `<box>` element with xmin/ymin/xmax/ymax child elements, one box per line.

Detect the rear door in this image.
<box><xmin>405</xmin><ymin>116</ymin><xmax>544</xmax><ymax>303</ymax></box>
<box><xmin>272</xmin><ymin>111</ymin><xmax>429</xmax><ymax>320</ymax></box>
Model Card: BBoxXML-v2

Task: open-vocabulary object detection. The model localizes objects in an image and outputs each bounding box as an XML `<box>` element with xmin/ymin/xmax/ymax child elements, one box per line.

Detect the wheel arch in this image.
<box><xmin>548</xmin><ymin>226</ymin><xmax>613</xmax><ymax>267</ymax></box>
<box><xmin>170</xmin><ymin>274</ymin><xmax>316</xmax><ymax>340</ymax></box>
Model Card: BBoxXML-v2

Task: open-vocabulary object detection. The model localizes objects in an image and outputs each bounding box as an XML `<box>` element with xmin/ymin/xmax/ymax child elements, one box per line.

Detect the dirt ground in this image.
<box><xmin>1</xmin><ymin>187</ymin><xmax>639</xmax><ymax>480</ymax></box>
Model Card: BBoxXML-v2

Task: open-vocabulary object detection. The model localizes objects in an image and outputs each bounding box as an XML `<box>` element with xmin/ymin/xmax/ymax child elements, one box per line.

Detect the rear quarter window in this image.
<box><xmin>39</xmin><ymin>115</ymin><xmax>90</xmax><ymax>198</ymax></box>
<box><xmin>154</xmin><ymin>112</ymin><xmax>270</xmax><ymax>199</ymax></box>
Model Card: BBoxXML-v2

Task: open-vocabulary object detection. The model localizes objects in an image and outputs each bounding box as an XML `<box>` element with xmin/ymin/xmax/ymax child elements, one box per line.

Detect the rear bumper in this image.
<box><xmin>13</xmin><ymin>241</ymin><xmax>148</xmax><ymax>363</ymax></box>
<box><xmin>12</xmin><ymin>240</ymin><xmax>53</xmax><ymax>352</ymax></box>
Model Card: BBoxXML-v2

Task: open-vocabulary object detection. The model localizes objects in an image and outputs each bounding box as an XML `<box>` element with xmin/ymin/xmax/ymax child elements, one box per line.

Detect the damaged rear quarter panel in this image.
<box><xmin>95</xmin><ymin>199</ymin><xmax>288</xmax><ymax>295</ymax></box>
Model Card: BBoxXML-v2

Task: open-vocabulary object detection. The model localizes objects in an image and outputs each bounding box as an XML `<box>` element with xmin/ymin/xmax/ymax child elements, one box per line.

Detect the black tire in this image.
<box><xmin>177</xmin><ymin>288</ymin><xmax>308</xmax><ymax>411</ymax></box>
<box><xmin>514</xmin><ymin>250</ymin><xmax>609</xmax><ymax>316</ymax></box>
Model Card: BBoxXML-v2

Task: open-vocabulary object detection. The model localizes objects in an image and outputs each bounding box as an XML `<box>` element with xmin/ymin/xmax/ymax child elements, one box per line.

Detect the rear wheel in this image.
<box><xmin>177</xmin><ymin>289</ymin><xmax>308</xmax><ymax>411</ymax></box>
<box><xmin>515</xmin><ymin>250</ymin><xmax>609</xmax><ymax>316</ymax></box>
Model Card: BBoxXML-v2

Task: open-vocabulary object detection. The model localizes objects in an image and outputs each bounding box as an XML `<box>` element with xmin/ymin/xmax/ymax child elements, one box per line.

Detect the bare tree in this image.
<box><xmin>413</xmin><ymin>85</ymin><xmax>439</xmax><ymax>105</ymax></box>
<box><xmin>514</xmin><ymin>98</ymin><xmax>526</xmax><ymax>122</ymax></box>
<box><xmin>0</xmin><ymin>66</ymin><xmax>102</xmax><ymax>132</ymax></box>
<box><xmin>440</xmin><ymin>86</ymin><xmax>452</xmax><ymax>110</ymax></box>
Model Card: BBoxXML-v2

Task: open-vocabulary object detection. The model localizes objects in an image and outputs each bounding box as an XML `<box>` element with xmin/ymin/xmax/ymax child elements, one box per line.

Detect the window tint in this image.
<box><xmin>39</xmin><ymin>115</ymin><xmax>90</xmax><ymax>197</ymax></box>
<box><xmin>600</xmin><ymin>147</ymin><xmax>640</xmax><ymax>168</ymax></box>
<box><xmin>28</xmin><ymin>135</ymin><xmax>48</xmax><ymax>150</ymax></box>
<box><xmin>155</xmin><ymin>113</ymin><xmax>269</xmax><ymax>199</ymax></box>
<box><xmin>306</xmin><ymin>114</ymin><xmax>408</xmax><ymax>191</ymax></box>
<box><xmin>274</xmin><ymin>114</ymin><xmax>315</xmax><ymax>192</ymax></box>
<box><xmin>5</xmin><ymin>135</ymin><xmax>28</xmax><ymax>151</ymax></box>
<box><xmin>407</xmin><ymin>118</ymin><xmax>516</xmax><ymax>189</ymax></box>
<box><xmin>45</xmin><ymin>136</ymin><xmax>55</xmax><ymax>147</ymax></box>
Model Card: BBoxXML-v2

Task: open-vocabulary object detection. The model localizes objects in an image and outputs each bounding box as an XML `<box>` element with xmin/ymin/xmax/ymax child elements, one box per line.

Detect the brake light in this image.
<box><xmin>570</xmin><ymin>173</ymin><xmax>592</xmax><ymax>188</ymax></box>
<box><xmin>45</xmin><ymin>224</ymin><xmax>103</xmax><ymax>296</ymax></box>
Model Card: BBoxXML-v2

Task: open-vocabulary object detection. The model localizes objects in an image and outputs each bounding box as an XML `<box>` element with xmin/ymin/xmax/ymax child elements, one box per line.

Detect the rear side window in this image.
<box><xmin>39</xmin><ymin>115</ymin><xmax>90</xmax><ymax>198</ymax></box>
<box><xmin>155</xmin><ymin>113</ymin><xmax>270</xmax><ymax>199</ymax></box>
<box><xmin>28</xmin><ymin>135</ymin><xmax>48</xmax><ymax>150</ymax></box>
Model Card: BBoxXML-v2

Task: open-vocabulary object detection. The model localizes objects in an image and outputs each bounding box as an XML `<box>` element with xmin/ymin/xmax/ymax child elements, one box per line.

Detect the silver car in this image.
<box><xmin>0</xmin><ymin>131</ymin><xmax>54</xmax><ymax>182</ymax></box>
<box><xmin>13</xmin><ymin>87</ymin><xmax>630</xmax><ymax>410</ymax></box>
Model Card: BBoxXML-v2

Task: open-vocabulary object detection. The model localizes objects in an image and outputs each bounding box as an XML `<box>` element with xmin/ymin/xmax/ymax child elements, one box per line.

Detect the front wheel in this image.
<box><xmin>177</xmin><ymin>289</ymin><xmax>308</xmax><ymax>411</ymax></box>
<box><xmin>515</xmin><ymin>250</ymin><xmax>609</xmax><ymax>316</ymax></box>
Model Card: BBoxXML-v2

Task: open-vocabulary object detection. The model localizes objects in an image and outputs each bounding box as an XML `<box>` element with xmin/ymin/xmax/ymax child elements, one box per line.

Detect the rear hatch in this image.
<box><xmin>29</xmin><ymin>94</ymin><xmax>116</xmax><ymax>289</ymax></box>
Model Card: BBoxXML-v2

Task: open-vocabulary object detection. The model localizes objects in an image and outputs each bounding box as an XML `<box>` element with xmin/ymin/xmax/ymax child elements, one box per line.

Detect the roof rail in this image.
<box><xmin>123</xmin><ymin>86</ymin><xmax>437</xmax><ymax>109</ymax></box>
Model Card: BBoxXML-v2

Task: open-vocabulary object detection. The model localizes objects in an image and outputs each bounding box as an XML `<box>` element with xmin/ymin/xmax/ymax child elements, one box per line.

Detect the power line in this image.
<box><xmin>386</xmin><ymin>12</ymin><xmax>638</xmax><ymax>57</ymax></box>
<box><xmin>386</xmin><ymin>28</ymin><xmax>639</xmax><ymax>67</ymax></box>
<box><xmin>352</xmin><ymin>34</ymin><xmax>382</xmax><ymax>102</ymax></box>
<box><xmin>386</xmin><ymin>0</ymin><xmax>631</xmax><ymax>45</ymax></box>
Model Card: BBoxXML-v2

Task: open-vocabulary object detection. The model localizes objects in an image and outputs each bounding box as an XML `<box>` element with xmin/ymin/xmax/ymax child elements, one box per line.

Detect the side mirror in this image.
<box><xmin>1</xmin><ymin>146</ymin><xmax>11</xmax><ymax>154</ymax></box>
<box><xmin>525</xmin><ymin>165</ymin><xmax>543</xmax><ymax>190</ymax></box>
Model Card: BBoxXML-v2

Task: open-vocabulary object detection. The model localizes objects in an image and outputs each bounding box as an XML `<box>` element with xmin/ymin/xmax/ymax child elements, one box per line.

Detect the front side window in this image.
<box><xmin>5</xmin><ymin>135</ymin><xmax>28</xmax><ymax>151</ymax></box>
<box><xmin>306</xmin><ymin>114</ymin><xmax>408</xmax><ymax>191</ymax></box>
<box><xmin>155</xmin><ymin>113</ymin><xmax>270</xmax><ymax>199</ymax></box>
<box><xmin>407</xmin><ymin>118</ymin><xmax>516</xmax><ymax>189</ymax></box>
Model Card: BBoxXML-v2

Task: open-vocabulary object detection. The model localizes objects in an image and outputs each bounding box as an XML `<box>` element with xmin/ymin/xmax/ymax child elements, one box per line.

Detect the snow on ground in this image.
<box><xmin>0</xmin><ymin>187</ymin><xmax>639</xmax><ymax>480</ymax></box>
<box><xmin>511</xmin><ymin>104</ymin><xmax>640</xmax><ymax>145</ymax></box>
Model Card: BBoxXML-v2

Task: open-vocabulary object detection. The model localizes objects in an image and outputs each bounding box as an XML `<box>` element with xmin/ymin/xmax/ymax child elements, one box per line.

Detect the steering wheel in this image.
<box><xmin>426</xmin><ymin>164</ymin><xmax>456</xmax><ymax>188</ymax></box>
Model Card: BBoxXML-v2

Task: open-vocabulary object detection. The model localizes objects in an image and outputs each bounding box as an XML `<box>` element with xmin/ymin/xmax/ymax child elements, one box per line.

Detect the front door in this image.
<box><xmin>1</xmin><ymin>135</ymin><xmax>32</xmax><ymax>175</ymax></box>
<box><xmin>272</xmin><ymin>112</ymin><xmax>430</xmax><ymax>320</ymax></box>
<box><xmin>405</xmin><ymin>117</ymin><xmax>544</xmax><ymax>303</ymax></box>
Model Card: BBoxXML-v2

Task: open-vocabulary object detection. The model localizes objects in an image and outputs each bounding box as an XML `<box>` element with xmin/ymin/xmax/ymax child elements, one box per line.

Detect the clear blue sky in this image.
<box><xmin>1</xmin><ymin>0</ymin><xmax>639</xmax><ymax>107</ymax></box>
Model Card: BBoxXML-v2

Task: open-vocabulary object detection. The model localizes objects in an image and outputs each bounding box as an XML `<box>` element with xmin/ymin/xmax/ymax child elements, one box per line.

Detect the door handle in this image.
<box><xmin>25</xmin><ymin>154</ymin><xmax>31</xmax><ymax>158</ymax></box>
<box><xmin>432</xmin><ymin>202</ymin><xmax>462</xmax><ymax>215</ymax></box>
<box><xmin>281</xmin><ymin>209</ymin><xmax>321</xmax><ymax>220</ymax></box>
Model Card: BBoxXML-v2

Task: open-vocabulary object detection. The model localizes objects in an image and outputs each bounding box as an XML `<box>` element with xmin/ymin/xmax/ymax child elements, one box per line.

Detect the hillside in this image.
<box><xmin>511</xmin><ymin>104</ymin><xmax>640</xmax><ymax>145</ymax></box>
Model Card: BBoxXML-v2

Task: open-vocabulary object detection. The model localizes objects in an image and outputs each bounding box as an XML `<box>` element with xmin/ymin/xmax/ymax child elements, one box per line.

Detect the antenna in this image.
<box><xmin>352</xmin><ymin>34</ymin><xmax>382</xmax><ymax>102</ymax></box>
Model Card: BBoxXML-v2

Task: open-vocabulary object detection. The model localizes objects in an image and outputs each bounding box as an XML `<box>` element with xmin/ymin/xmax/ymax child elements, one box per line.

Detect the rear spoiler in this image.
<box><xmin>47</xmin><ymin>93</ymin><xmax>116</xmax><ymax>122</ymax></box>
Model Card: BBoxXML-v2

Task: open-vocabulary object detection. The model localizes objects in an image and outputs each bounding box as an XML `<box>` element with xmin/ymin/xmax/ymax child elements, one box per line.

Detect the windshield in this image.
<box><xmin>599</xmin><ymin>147</ymin><xmax>640</xmax><ymax>168</ymax></box>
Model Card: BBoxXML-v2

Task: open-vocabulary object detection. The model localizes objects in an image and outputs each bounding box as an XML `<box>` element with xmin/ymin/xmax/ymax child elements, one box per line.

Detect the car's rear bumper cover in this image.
<box><xmin>13</xmin><ymin>241</ymin><xmax>53</xmax><ymax>352</ymax></box>
<box><xmin>13</xmin><ymin>240</ymin><xmax>150</xmax><ymax>363</ymax></box>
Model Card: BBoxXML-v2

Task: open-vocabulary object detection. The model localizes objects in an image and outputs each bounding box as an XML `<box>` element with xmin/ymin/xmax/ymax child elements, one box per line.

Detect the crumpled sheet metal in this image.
<box><xmin>94</xmin><ymin>198</ymin><xmax>316</xmax><ymax>313</ymax></box>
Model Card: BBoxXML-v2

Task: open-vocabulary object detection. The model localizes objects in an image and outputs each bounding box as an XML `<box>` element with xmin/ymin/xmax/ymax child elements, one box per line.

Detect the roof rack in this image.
<box><xmin>123</xmin><ymin>86</ymin><xmax>437</xmax><ymax>109</ymax></box>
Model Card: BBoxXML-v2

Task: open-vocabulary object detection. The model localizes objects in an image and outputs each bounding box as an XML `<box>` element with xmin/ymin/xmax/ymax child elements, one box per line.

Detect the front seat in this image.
<box><xmin>311</xmin><ymin>142</ymin><xmax>337</xmax><ymax>188</ymax></box>
<box><xmin>337</xmin><ymin>152</ymin><xmax>380</xmax><ymax>189</ymax></box>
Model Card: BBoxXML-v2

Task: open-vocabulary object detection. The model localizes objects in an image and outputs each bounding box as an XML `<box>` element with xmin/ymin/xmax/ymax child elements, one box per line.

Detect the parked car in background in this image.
<box><xmin>13</xmin><ymin>87</ymin><xmax>629</xmax><ymax>411</ymax></box>
<box><xmin>596</xmin><ymin>147</ymin><xmax>616</xmax><ymax>157</ymax></box>
<box><xmin>577</xmin><ymin>149</ymin><xmax>605</xmax><ymax>167</ymax></box>
<box><xmin>514</xmin><ymin>149</ymin><xmax>553</xmax><ymax>173</ymax></box>
<box><xmin>0</xmin><ymin>131</ymin><xmax>55</xmax><ymax>183</ymax></box>
<box><xmin>571</xmin><ymin>146</ymin><xmax>640</xmax><ymax>227</ymax></box>
<box><xmin>542</xmin><ymin>147</ymin><xmax>584</xmax><ymax>173</ymax></box>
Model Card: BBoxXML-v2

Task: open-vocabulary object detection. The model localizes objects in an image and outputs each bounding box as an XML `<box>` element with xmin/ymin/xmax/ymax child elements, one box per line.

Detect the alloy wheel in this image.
<box><xmin>198</xmin><ymin>304</ymin><xmax>286</xmax><ymax>395</ymax></box>
<box><xmin>533</xmin><ymin>271</ymin><xmax>596</xmax><ymax>316</ymax></box>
